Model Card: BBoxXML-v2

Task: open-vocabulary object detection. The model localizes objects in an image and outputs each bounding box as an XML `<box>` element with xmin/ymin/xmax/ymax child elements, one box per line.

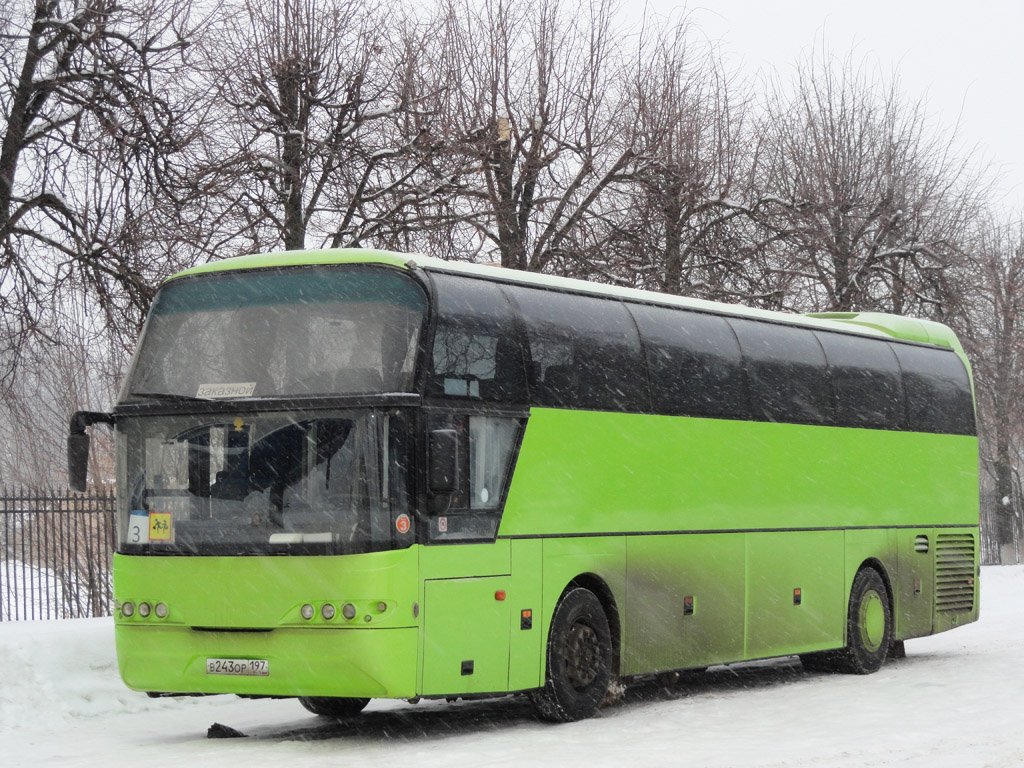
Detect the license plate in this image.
<box><xmin>206</xmin><ymin>658</ymin><xmax>269</xmax><ymax>676</ymax></box>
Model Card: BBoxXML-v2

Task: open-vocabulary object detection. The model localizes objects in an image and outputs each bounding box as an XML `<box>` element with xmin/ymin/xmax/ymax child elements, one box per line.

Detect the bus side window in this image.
<box><xmin>890</xmin><ymin>344</ymin><xmax>975</xmax><ymax>435</ymax></box>
<box><xmin>629</xmin><ymin>305</ymin><xmax>749</xmax><ymax>419</ymax></box>
<box><xmin>468</xmin><ymin>416</ymin><xmax>519</xmax><ymax>510</ymax></box>
<box><xmin>731</xmin><ymin>319</ymin><xmax>833</xmax><ymax>425</ymax></box>
<box><xmin>426</xmin><ymin>413</ymin><xmax>522</xmax><ymax>539</ymax></box>
<box><xmin>428</xmin><ymin>276</ymin><xmax>528</xmax><ymax>403</ymax></box>
<box><xmin>816</xmin><ymin>331</ymin><xmax>904</xmax><ymax>429</ymax></box>
<box><xmin>506</xmin><ymin>286</ymin><xmax>648</xmax><ymax>413</ymax></box>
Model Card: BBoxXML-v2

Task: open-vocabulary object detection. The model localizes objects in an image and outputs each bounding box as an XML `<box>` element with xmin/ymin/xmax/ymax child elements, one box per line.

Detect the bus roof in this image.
<box><xmin>169</xmin><ymin>248</ymin><xmax>965</xmax><ymax>353</ymax></box>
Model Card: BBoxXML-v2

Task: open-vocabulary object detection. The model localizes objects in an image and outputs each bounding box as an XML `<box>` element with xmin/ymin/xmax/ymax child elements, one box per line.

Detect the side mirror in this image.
<box><xmin>428</xmin><ymin>429</ymin><xmax>459</xmax><ymax>494</ymax></box>
<box><xmin>68</xmin><ymin>432</ymin><xmax>91</xmax><ymax>492</ymax></box>
<box><xmin>67</xmin><ymin>411</ymin><xmax>114</xmax><ymax>492</ymax></box>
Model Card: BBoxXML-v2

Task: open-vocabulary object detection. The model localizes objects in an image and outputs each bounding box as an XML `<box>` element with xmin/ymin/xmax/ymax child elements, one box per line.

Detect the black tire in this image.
<box><xmin>804</xmin><ymin>568</ymin><xmax>892</xmax><ymax>675</ymax></box>
<box><xmin>531</xmin><ymin>587</ymin><xmax>613</xmax><ymax>722</ymax></box>
<box><xmin>298</xmin><ymin>696</ymin><xmax>370</xmax><ymax>718</ymax></box>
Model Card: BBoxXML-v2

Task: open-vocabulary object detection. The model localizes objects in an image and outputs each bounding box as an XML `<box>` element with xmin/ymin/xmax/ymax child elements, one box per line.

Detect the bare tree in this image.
<box><xmin>192</xmin><ymin>0</ymin><xmax>440</xmax><ymax>253</ymax></box>
<box><xmin>577</xmin><ymin>17</ymin><xmax>781</xmax><ymax>302</ymax></box>
<box><xmin>757</xmin><ymin>51</ymin><xmax>990</xmax><ymax>317</ymax></box>
<box><xmin>0</xmin><ymin>285</ymin><xmax>123</xmax><ymax>487</ymax></box>
<box><xmin>0</xmin><ymin>0</ymin><xmax>198</xmax><ymax>391</ymax></box>
<box><xmin>961</xmin><ymin>216</ymin><xmax>1024</xmax><ymax>562</ymax></box>
<box><xmin>422</xmin><ymin>0</ymin><xmax>634</xmax><ymax>270</ymax></box>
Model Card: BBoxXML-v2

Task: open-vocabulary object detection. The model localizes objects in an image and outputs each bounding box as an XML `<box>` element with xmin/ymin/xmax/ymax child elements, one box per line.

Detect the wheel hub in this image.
<box><xmin>565</xmin><ymin>620</ymin><xmax>600</xmax><ymax>690</ymax></box>
<box><xmin>858</xmin><ymin>590</ymin><xmax>885</xmax><ymax>653</ymax></box>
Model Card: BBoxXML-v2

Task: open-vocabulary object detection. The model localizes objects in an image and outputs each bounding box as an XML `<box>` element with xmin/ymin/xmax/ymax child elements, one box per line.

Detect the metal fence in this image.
<box><xmin>980</xmin><ymin>490</ymin><xmax>1023</xmax><ymax>565</ymax></box>
<box><xmin>0</xmin><ymin>488</ymin><xmax>116</xmax><ymax>621</ymax></box>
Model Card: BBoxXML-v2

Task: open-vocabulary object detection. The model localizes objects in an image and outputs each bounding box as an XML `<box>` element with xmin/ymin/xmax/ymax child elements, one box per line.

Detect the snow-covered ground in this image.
<box><xmin>2</xmin><ymin>566</ymin><xmax>1022</xmax><ymax>768</ymax></box>
<box><xmin>1</xmin><ymin>560</ymin><xmax>65</xmax><ymax>621</ymax></box>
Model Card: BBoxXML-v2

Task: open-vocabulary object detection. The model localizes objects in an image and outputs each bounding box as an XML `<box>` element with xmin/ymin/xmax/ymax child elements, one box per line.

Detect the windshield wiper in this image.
<box><xmin>130</xmin><ymin>391</ymin><xmax>211</xmax><ymax>403</ymax></box>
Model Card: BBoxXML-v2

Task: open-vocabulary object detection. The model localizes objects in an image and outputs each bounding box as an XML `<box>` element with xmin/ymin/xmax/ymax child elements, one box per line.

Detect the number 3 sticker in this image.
<box><xmin>395</xmin><ymin>514</ymin><xmax>410</xmax><ymax>534</ymax></box>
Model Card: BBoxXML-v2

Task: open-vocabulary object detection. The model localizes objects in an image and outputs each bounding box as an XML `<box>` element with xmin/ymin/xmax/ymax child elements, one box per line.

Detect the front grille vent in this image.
<box><xmin>935</xmin><ymin>533</ymin><xmax>976</xmax><ymax>613</ymax></box>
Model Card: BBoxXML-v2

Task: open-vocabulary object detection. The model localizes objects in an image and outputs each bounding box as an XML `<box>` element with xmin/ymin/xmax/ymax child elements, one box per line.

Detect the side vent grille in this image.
<box><xmin>935</xmin><ymin>533</ymin><xmax>976</xmax><ymax>613</ymax></box>
<box><xmin>914</xmin><ymin>535</ymin><xmax>930</xmax><ymax>553</ymax></box>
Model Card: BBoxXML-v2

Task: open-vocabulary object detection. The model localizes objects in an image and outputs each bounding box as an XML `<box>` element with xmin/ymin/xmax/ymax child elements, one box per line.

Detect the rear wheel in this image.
<box><xmin>531</xmin><ymin>588</ymin><xmax>613</xmax><ymax>722</ymax></box>
<box><xmin>841</xmin><ymin>568</ymin><xmax>892</xmax><ymax>674</ymax></box>
<box><xmin>298</xmin><ymin>696</ymin><xmax>370</xmax><ymax>718</ymax></box>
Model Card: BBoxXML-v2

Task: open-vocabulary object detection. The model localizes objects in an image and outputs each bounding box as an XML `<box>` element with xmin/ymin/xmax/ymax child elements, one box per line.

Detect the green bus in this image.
<box><xmin>68</xmin><ymin>248</ymin><xmax>979</xmax><ymax>722</ymax></box>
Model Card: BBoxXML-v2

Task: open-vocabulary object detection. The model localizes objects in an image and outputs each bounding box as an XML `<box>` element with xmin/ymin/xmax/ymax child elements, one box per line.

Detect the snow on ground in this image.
<box><xmin>1</xmin><ymin>560</ymin><xmax>65</xmax><ymax>621</ymax></box>
<box><xmin>2</xmin><ymin>566</ymin><xmax>1022</xmax><ymax>768</ymax></box>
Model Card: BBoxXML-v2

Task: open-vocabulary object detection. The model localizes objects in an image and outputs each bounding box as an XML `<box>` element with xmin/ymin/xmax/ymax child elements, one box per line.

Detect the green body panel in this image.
<box><xmin>508</xmin><ymin>539</ymin><xmax>545</xmax><ymax>690</ymax></box>
<box><xmin>422</xmin><ymin>577</ymin><xmax>511</xmax><ymax>694</ymax></box>
<box><xmin>418</xmin><ymin>540</ymin><xmax>510</xmax><ymax>579</ymax></box>
<box><xmin>114</xmin><ymin>548</ymin><xmax>420</xmax><ymax>630</ymax></box>
<box><xmin>624</xmin><ymin>534</ymin><xmax>745</xmax><ymax>673</ymax></box>
<box><xmin>500</xmin><ymin>409</ymin><xmax>977</xmax><ymax>536</ymax></box>
<box><xmin>416</xmin><ymin>541</ymin><xmax>514</xmax><ymax>695</ymax></box>
<box><xmin>744</xmin><ymin>531</ymin><xmax>845</xmax><ymax>658</ymax></box>
<box><xmin>539</xmin><ymin>537</ymin><xmax>628</xmax><ymax>666</ymax></box>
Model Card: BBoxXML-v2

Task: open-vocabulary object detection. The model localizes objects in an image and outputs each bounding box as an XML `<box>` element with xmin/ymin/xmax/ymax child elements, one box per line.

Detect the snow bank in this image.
<box><xmin>0</xmin><ymin>617</ymin><xmax>156</xmax><ymax>727</ymax></box>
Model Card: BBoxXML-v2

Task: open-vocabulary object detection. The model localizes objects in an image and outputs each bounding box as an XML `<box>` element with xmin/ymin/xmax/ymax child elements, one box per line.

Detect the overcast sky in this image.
<box><xmin>648</xmin><ymin>0</ymin><xmax>1024</xmax><ymax>214</ymax></box>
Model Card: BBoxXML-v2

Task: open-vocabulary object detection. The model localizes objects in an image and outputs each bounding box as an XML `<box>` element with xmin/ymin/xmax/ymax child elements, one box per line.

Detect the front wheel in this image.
<box><xmin>531</xmin><ymin>587</ymin><xmax>613</xmax><ymax>722</ymax></box>
<box><xmin>298</xmin><ymin>696</ymin><xmax>370</xmax><ymax>718</ymax></box>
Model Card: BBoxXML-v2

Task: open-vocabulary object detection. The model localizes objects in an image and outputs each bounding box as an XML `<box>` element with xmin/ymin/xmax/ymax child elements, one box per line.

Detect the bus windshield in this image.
<box><xmin>123</xmin><ymin>266</ymin><xmax>427</xmax><ymax>401</ymax></box>
<box><xmin>116</xmin><ymin>408</ymin><xmax>413</xmax><ymax>555</ymax></box>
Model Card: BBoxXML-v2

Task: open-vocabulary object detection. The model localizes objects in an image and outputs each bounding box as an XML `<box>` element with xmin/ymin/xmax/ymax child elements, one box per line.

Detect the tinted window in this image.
<box><xmin>731</xmin><ymin>319</ymin><xmax>833</xmax><ymax>424</ymax></box>
<box><xmin>891</xmin><ymin>344</ymin><xmax>975</xmax><ymax>435</ymax></box>
<box><xmin>507</xmin><ymin>287</ymin><xmax>648</xmax><ymax>412</ymax></box>
<box><xmin>816</xmin><ymin>332</ymin><xmax>903</xmax><ymax>429</ymax></box>
<box><xmin>630</xmin><ymin>305</ymin><xmax>748</xmax><ymax>418</ymax></box>
<box><xmin>428</xmin><ymin>275</ymin><xmax>528</xmax><ymax>403</ymax></box>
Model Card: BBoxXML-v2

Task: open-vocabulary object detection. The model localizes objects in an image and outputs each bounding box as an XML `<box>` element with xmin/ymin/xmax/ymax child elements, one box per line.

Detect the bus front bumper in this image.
<box><xmin>116</xmin><ymin>624</ymin><xmax>418</xmax><ymax>699</ymax></box>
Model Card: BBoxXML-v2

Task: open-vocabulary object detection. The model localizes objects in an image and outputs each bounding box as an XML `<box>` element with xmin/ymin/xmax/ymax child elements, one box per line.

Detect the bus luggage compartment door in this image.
<box><xmin>421</xmin><ymin>576</ymin><xmax>511</xmax><ymax>695</ymax></box>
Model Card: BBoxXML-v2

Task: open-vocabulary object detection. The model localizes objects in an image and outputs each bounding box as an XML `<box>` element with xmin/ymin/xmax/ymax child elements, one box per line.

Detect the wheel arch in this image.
<box><xmin>562</xmin><ymin>572</ymin><xmax>622</xmax><ymax>676</ymax></box>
